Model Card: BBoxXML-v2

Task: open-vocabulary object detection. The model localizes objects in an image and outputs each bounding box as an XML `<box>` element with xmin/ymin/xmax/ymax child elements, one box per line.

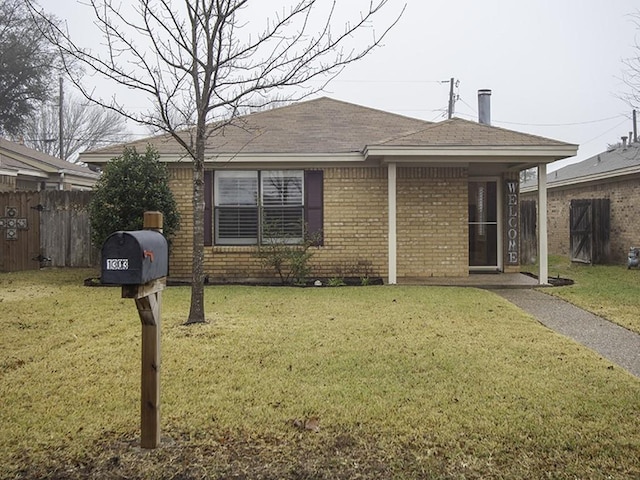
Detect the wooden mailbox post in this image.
<box><xmin>102</xmin><ymin>211</ymin><xmax>166</xmax><ymax>449</ymax></box>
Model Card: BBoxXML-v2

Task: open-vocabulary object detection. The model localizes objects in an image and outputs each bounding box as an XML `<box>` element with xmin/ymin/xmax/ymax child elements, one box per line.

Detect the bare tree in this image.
<box><xmin>19</xmin><ymin>88</ymin><xmax>129</xmax><ymax>162</ymax></box>
<box><xmin>622</xmin><ymin>11</ymin><xmax>640</xmax><ymax>109</ymax></box>
<box><xmin>28</xmin><ymin>0</ymin><xmax>404</xmax><ymax>324</ymax></box>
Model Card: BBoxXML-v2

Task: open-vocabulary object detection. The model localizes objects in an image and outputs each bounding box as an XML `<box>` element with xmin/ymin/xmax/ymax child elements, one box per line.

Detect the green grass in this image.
<box><xmin>524</xmin><ymin>256</ymin><xmax>640</xmax><ymax>334</ymax></box>
<box><xmin>1</xmin><ymin>268</ymin><xmax>640</xmax><ymax>479</ymax></box>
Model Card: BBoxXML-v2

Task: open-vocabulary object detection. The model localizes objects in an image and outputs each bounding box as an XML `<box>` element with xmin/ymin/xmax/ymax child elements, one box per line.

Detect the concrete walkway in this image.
<box><xmin>492</xmin><ymin>288</ymin><xmax>640</xmax><ymax>379</ymax></box>
<box><xmin>400</xmin><ymin>273</ymin><xmax>539</xmax><ymax>288</ymax></box>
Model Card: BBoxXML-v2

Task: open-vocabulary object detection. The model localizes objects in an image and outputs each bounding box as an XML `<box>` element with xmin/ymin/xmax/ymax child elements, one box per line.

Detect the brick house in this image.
<box><xmin>0</xmin><ymin>138</ymin><xmax>98</xmax><ymax>192</ymax></box>
<box><xmin>81</xmin><ymin>96</ymin><xmax>577</xmax><ymax>284</ymax></box>
<box><xmin>521</xmin><ymin>139</ymin><xmax>640</xmax><ymax>264</ymax></box>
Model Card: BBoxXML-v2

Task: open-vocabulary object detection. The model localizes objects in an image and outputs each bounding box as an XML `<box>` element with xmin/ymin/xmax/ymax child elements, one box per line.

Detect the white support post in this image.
<box><xmin>388</xmin><ymin>163</ymin><xmax>397</xmax><ymax>284</ymax></box>
<box><xmin>537</xmin><ymin>164</ymin><xmax>549</xmax><ymax>285</ymax></box>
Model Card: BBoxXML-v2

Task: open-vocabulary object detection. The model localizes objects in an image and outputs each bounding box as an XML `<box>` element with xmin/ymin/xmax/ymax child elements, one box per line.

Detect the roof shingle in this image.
<box><xmin>522</xmin><ymin>141</ymin><xmax>640</xmax><ymax>189</ymax></box>
<box><xmin>379</xmin><ymin>117</ymin><xmax>572</xmax><ymax>147</ymax></box>
<box><xmin>86</xmin><ymin>97</ymin><xmax>575</xmax><ymax>157</ymax></box>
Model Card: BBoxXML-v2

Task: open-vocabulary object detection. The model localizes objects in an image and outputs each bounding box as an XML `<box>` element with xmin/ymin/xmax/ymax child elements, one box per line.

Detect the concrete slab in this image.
<box><xmin>397</xmin><ymin>273</ymin><xmax>539</xmax><ymax>289</ymax></box>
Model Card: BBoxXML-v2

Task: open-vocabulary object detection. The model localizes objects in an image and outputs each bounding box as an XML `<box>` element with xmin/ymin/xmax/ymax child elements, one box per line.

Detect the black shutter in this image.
<box><xmin>204</xmin><ymin>171</ymin><xmax>213</xmax><ymax>246</ymax></box>
<box><xmin>304</xmin><ymin>170</ymin><xmax>323</xmax><ymax>245</ymax></box>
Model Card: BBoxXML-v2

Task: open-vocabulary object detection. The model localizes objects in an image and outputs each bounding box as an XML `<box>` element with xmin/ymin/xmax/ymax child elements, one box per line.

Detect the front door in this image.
<box><xmin>468</xmin><ymin>180</ymin><xmax>499</xmax><ymax>270</ymax></box>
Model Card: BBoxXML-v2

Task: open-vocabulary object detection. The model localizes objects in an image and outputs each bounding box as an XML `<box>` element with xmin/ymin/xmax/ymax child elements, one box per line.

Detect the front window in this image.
<box><xmin>214</xmin><ymin>170</ymin><xmax>304</xmax><ymax>245</ymax></box>
<box><xmin>261</xmin><ymin>171</ymin><xmax>304</xmax><ymax>242</ymax></box>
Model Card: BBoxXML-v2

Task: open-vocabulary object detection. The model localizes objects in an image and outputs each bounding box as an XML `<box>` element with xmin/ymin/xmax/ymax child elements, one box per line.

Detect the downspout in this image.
<box><xmin>388</xmin><ymin>163</ymin><xmax>397</xmax><ymax>284</ymax></box>
<box><xmin>537</xmin><ymin>164</ymin><xmax>548</xmax><ymax>285</ymax></box>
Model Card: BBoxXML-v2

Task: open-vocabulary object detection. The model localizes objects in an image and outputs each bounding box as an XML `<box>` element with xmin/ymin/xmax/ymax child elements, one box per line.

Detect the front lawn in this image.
<box><xmin>1</xmin><ymin>269</ymin><xmax>639</xmax><ymax>479</ymax></box>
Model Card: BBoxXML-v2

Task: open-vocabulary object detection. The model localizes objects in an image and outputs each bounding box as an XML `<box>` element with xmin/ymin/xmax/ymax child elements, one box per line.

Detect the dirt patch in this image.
<box><xmin>7</xmin><ymin>432</ymin><xmax>439</xmax><ymax>480</ymax></box>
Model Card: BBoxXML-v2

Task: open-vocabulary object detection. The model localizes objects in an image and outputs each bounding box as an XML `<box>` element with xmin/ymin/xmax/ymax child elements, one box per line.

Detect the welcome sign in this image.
<box><xmin>506</xmin><ymin>181</ymin><xmax>519</xmax><ymax>265</ymax></box>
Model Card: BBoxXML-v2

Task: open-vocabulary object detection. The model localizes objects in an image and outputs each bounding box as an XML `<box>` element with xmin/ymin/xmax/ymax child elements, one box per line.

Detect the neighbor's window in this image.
<box><xmin>214</xmin><ymin>170</ymin><xmax>304</xmax><ymax>245</ymax></box>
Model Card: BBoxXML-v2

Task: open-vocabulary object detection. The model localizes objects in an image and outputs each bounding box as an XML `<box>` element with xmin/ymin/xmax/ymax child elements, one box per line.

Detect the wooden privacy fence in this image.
<box><xmin>0</xmin><ymin>190</ymin><xmax>96</xmax><ymax>272</ymax></box>
<box><xmin>518</xmin><ymin>198</ymin><xmax>612</xmax><ymax>266</ymax></box>
<box><xmin>519</xmin><ymin>200</ymin><xmax>537</xmax><ymax>265</ymax></box>
<box><xmin>570</xmin><ymin>198</ymin><xmax>610</xmax><ymax>264</ymax></box>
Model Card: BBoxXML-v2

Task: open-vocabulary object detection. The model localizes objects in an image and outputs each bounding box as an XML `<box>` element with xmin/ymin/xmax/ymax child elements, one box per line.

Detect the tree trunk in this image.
<box><xmin>185</xmin><ymin>129</ymin><xmax>206</xmax><ymax>324</ymax></box>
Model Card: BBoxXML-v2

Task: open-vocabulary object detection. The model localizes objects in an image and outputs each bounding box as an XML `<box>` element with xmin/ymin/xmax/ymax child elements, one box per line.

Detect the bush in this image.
<box><xmin>327</xmin><ymin>277</ymin><xmax>346</xmax><ymax>287</ymax></box>
<box><xmin>255</xmin><ymin>226</ymin><xmax>321</xmax><ymax>285</ymax></box>
<box><xmin>89</xmin><ymin>145</ymin><xmax>180</xmax><ymax>248</ymax></box>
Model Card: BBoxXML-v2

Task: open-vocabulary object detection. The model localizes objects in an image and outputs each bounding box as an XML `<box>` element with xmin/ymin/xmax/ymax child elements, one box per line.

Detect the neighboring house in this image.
<box><xmin>81</xmin><ymin>95</ymin><xmax>577</xmax><ymax>284</ymax></box>
<box><xmin>521</xmin><ymin>138</ymin><xmax>640</xmax><ymax>264</ymax></box>
<box><xmin>0</xmin><ymin>138</ymin><xmax>99</xmax><ymax>192</ymax></box>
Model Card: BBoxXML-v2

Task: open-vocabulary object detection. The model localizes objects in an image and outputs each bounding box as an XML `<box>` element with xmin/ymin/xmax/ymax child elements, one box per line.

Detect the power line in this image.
<box><xmin>457</xmin><ymin>96</ymin><xmax>476</xmax><ymax>115</ymax></box>
<box><xmin>493</xmin><ymin>114</ymin><xmax>628</xmax><ymax>128</ymax></box>
<box><xmin>448</xmin><ymin>94</ymin><xmax>629</xmax><ymax>128</ymax></box>
<box><xmin>578</xmin><ymin>118</ymin><xmax>631</xmax><ymax>146</ymax></box>
<box><xmin>321</xmin><ymin>79</ymin><xmax>448</xmax><ymax>84</ymax></box>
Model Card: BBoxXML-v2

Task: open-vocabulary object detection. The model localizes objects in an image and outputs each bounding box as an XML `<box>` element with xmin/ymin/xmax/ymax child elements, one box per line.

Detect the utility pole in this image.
<box><xmin>633</xmin><ymin>110</ymin><xmax>637</xmax><ymax>144</ymax></box>
<box><xmin>59</xmin><ymin>77</ymin><xmax>64</xmax><ymax>160</ymax></box>
<box><xmin>447</xmin><ymin>77</ymin><xmax>455</xmax><ymax>119</ymax></box>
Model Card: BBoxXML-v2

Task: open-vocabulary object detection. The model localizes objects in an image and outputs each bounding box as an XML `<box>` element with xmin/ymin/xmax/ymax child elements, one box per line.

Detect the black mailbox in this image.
<box><xmin>101</xmin><ymin>230</ymin><xmax>168</xmax><ymax>285</ymax></box>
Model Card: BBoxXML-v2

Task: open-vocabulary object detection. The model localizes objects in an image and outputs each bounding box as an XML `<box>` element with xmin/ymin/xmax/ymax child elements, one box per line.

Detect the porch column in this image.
<box><xmin>537</xmin><ymin>163</ymin><xmax>549</xmax><ymax>285</ymax></box>
<box><xmin>388</xmin><ymin>162</ymin><xmax>397</xmax><ymax>284</ymax></box>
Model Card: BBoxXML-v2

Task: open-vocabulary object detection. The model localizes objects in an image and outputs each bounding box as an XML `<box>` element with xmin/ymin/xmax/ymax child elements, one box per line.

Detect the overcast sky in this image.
<box><xmin>39</xmin><ymin>0</ymin><xmax>640</xmax><ymax>170</ymax></box>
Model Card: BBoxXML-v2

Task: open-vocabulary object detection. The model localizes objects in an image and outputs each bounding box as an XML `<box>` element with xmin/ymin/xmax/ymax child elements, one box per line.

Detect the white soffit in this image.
<box><xmin>365</xmin><ymin>145</ymin><xmax>578</xmax><ymax>160</ymax></box>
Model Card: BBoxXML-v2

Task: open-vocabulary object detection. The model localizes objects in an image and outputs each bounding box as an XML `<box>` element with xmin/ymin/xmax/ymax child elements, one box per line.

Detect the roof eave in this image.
<box><xmin>0</xmin><ymin>167</ymin><xmax>18</xmax><ymax>177</ymax></box>
<box><xmin>81</xmin><ymin>151</ymin><xmax>367</xmax><ymax>166</ymax></box>
<box><xmin>521</xmin><ymin>164</ymin><xmax>640</xmax><ymax>192</ymax></box>
<box><xmin>15</xmin><ymin>168</ymin><xmax>49</xmax><ymax>179</ymax></box>
<box><xmin>364</xmin><ymin>144</ymin><xmax>578</xmax><ymax>162</ymax></box>
<box><xmin>59</xmin><ymin>168</ymin><xmax>100</xmax><ymax>180</ymax></box>
<box><xmin>82</xmin><ymin>145</ymin><xmax>579</xmax><ymax>168</ymax></box>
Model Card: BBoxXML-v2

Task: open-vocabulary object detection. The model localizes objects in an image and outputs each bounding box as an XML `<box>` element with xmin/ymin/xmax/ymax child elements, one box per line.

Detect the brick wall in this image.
<box><xmin>168</xmin><ymin>167</ymin><xmax>194</xmax><ymax>278</ymax></box>
<box><xmin>168</xmin><ymin>165</ymin><xmax>391</xmax><ymax>281</ymax></box>
<box><xmin>397</xmin><ymin>167</ymin><xmax>468</xmax><ymax>278</ymax></box>
<box><xmin>521</xmin><ymin>174</ymin><xmax>640</xmax><ymax>263</ymax></box>
<box><xmin>312</xmin><ymin>167</ymin><xmax>388</xmax><ymax>278</ymax></box>
<box><xmin>168</xmin><ymin>164</ymin><xmax>497</xmax><ymax>281</ymax></box>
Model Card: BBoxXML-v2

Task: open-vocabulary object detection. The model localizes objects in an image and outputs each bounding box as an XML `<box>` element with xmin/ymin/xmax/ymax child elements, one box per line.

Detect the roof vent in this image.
<box><xmin>478</xmin><ymin>89</ymin><xmax>491</xmax><ymax>125</ymax></box>
<box><xmin>622</xmin><ymin>136</ymin><xmax>628</xmax><ymax>150</ymax></box>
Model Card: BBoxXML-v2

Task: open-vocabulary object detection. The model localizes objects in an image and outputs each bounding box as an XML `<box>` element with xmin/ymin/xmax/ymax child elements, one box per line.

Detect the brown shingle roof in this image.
<box><xmin>93</xmin><ymin>97</ymin><xmax>433</xmax><ymax>156</ymax></box>
<box><xmin>87</xmin><ymin>97</ymin><xmax>575</xmax><ymax>157</ymax></box>
<box><xmin>379</xmin><ymin>117</ymin><xmax>571</xmax><ymax>147</ymax></box>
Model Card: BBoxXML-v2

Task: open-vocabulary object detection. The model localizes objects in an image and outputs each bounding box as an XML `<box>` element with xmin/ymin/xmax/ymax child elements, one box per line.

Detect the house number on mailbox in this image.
<box><xmin>106</xmin><ymin>259</ymin><xmax>129</xmax><ymax>270</ymax></box>
<box><xmin>0</xmin><ymin>207</ymin><xmax>28</xmax><ymax>241</ymax></box>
